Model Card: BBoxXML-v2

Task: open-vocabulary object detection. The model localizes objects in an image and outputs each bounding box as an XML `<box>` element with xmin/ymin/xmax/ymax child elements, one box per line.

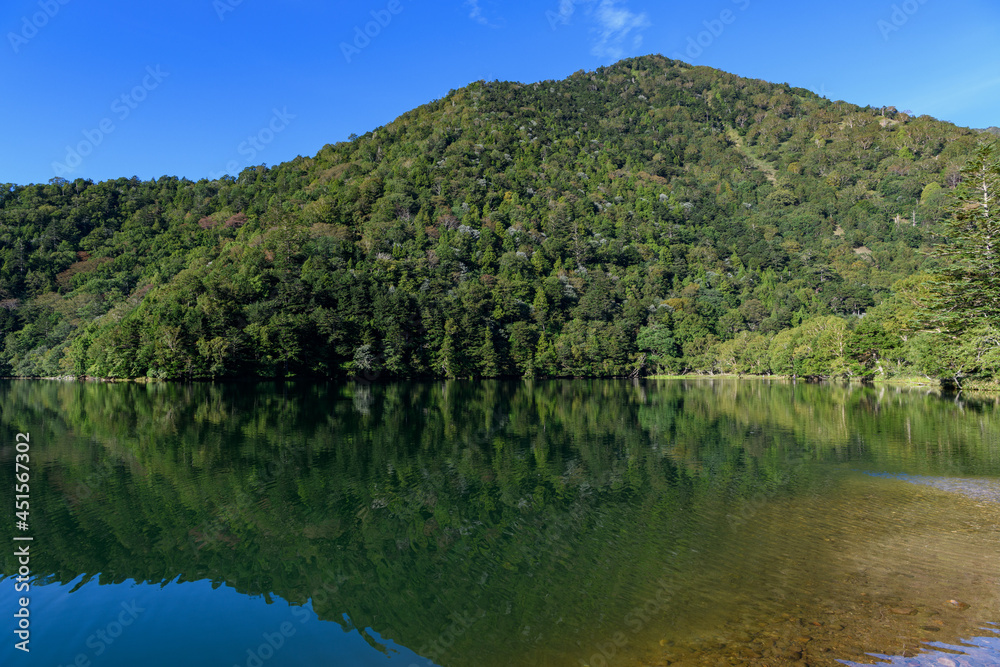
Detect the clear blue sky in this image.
<box><xmin>2</xmin><ymin>0</ymin><xmax>998</xmax><ymax>185</ymax></box>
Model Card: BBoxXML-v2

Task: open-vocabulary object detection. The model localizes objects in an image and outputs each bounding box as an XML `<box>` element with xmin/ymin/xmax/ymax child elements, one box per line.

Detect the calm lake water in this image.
<box><xmin>2</xmin><ymin>379</ymin><xmax>1000</xmax><ymax>666</ymax></box>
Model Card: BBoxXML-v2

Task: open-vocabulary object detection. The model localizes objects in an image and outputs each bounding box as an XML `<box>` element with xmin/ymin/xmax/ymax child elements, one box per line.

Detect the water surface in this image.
<box><xmin>1</xmin><ymin>379</ymin><xmax>999</xmax><ymax>666</ymax></box>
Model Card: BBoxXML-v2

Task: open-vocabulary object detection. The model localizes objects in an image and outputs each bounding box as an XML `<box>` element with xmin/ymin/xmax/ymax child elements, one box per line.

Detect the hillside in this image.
<box><xmin>0</xmin><ymin>54</ymin><xmax>984</xmax><ymax>380</ymax></box>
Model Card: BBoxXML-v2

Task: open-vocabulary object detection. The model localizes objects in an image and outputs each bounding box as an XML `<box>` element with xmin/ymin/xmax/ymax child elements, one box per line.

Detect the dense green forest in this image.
<box><xmin>0</xmin><ymin>54</ymin><xmax>996</xmax><ymax>382</ymax></box>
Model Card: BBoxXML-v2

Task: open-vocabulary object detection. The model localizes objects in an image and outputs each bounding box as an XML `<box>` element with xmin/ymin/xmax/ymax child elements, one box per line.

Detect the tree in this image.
<box><xmin>925</xmin><ymin>141</ymin><xmax>1000</xmax><ymax>332</ymax></box>
<box><xmin>636</xmin><ymin>324</ymin><xmax>679</xmax><ymax>374</ymax></box>
<box><xmin>437</xmin><ymin>318</ymin><xmax>460</xmax><ymax>379</ymax></box>
<box><xmin>846</xmin><ymin>318</ymin><xmax>899</xmax><ymax>379</ymax></box>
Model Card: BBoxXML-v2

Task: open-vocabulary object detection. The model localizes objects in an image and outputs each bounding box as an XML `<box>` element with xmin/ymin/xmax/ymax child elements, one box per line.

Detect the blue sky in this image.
<box><xmin>2</xmin><ymin>0</ymin><xmax>999</xmax><ymax>185</ymax></box>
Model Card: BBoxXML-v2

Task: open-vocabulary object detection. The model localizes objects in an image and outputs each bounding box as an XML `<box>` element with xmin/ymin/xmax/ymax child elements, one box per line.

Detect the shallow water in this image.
<box><xmin>866</xmin><ymin>471</ymin><xmax>1000</xmax><ymax>503</ymax></box>
<box><xmin>1</xmin><ymin>379</ymin><xmax>999</xmax><ymax>665</ymax></box>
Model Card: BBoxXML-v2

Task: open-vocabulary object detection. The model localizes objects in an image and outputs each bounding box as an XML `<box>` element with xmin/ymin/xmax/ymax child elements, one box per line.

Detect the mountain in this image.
<box><xmin>0</xmin><ymin>54</ymin><xmax>984</xmax><ymax>380</ymax></box>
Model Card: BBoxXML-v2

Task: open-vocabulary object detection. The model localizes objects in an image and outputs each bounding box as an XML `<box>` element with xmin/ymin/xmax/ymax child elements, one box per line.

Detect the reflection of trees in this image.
<box><xmin>0</xmin><ymin>379</ymin><xmax>996</xmax><ymax>665</ymax></box>
<box><xmin>643</xmin><ymin>380</ymin><xmax>999</xmax><ymax>474</ymax></box>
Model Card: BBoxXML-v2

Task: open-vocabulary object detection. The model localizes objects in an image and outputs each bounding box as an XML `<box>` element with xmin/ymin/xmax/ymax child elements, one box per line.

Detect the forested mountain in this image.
<box><xmin>0</xmin><ymin>55</ymin><xmax>991</xmax><ymax>381</ymax></box>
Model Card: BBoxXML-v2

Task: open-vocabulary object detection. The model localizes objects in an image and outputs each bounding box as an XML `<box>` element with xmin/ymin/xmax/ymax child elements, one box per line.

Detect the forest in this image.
<box><xmin>1</xmin><ymin>54</ymin><xmax>997</xmax><ymax>384</ymax></box>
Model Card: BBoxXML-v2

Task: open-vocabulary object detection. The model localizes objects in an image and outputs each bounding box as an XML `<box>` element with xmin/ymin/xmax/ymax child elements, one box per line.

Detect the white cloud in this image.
<box><xmin>590</xmin><ymin>0</ymin><xmax>650</xmax><ymax>59</ymax></box>
<box><xmin>548</xmin><ymin>0</ymin><xmax>650</xmax><ymax>58</ymax></box>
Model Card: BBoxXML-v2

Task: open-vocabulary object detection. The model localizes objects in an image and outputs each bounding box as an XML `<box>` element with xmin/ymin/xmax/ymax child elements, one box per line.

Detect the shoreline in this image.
<box><xmin>644</xmin><ymin>373</ymin><xmax>943</xmax><ymax>388</ymax></box>
<box><xmin>5</xmin><ymin>373</ymin><xmax>993</xmax><ymax>393</ymax></box>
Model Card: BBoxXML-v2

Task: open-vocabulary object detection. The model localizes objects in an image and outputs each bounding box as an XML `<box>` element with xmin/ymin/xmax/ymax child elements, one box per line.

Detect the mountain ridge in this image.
<box><xmin>0</xmin><ymin>54</ymin><xmax>983</xmax><ymax>380</ymax></box>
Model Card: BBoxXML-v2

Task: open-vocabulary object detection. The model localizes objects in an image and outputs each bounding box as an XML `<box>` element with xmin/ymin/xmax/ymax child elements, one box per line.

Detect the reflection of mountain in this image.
<box><xmin>0</xmin><ymin>575</ymin><xmax>432</xmax><ymax>667</ymax></box>
<box><xmin>1</xmin><ymin>380</ymin><xmax>999</xmax><ymax>665</ymax></box>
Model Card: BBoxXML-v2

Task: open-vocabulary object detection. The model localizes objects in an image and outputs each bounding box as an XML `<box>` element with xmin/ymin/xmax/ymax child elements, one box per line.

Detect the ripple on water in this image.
<box><xmin>865</xmin><ymin>472</ymin><xmax>1000</xmax><ymax>504</ymax></box>
<box><xmin>838</xmin><ymin>629</ymin><xmax>1000</xmax><ymax>666</ymax></box>
<box><xmin>617</xmin><ymin>471</ymin><xmax>1000</xmax><ymax>667</ymax></box>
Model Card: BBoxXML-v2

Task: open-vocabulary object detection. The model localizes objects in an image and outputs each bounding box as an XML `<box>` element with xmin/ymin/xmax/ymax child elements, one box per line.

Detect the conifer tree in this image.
<box><xmin>926</xmin><ymin>141</ymin><xmax>1000</xmax><ymax>332</ymax></box>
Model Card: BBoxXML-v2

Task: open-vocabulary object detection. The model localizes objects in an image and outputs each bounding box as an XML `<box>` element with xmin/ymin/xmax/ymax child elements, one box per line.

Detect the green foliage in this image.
<box><xmin>846</xmin><ymin>317</ymin><xmax>900</xmax><ymax>378</ymax></box>
<box><xmin>913</xmin><ymin>141</ymin><xmax>1000</xmax><ymax>384</ymax></box>
<box><xmin>637</xmin><ymin>324</ymin><xmax>679</xmax><ymax>373</ymax></box>
<box><xmin>0</xmin><ymin>57</ymin><xmax>985</xmax><ymax>380</ymax></box>
<box><xmin>925</xmin><ymin>141</ymin><xmax>1000</xmax><ymax>332</ymax></box>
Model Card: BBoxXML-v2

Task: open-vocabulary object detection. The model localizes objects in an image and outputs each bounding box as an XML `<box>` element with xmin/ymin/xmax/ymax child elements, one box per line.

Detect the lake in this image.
<box><xmin>2</xmin><ymin>379</ymin><xmax>999</xmax><ymax>666</ymax></box>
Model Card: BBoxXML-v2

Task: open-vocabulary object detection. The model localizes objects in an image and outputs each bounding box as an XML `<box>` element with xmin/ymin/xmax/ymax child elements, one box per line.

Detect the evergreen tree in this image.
<box><xmin>926</xmin><ymin>141</ymin><xmax>1000</xmax><ymax>332</ymax></box>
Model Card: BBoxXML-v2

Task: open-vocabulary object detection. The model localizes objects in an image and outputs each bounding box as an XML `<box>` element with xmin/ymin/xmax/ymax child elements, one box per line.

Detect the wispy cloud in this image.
<box><xmin>547</xmin><ymin>0</ymin><xmax>650</xmax><ymax>59</ymax></box>
<box><xmin>591</xmin><ymin>0</ymin><xmax>650</xmax><ymax>58</ymax></box>
<box><xmin>466</xmin><ymin>0</ymin><xmax>506</xmax><ymax>27</ymax></box>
